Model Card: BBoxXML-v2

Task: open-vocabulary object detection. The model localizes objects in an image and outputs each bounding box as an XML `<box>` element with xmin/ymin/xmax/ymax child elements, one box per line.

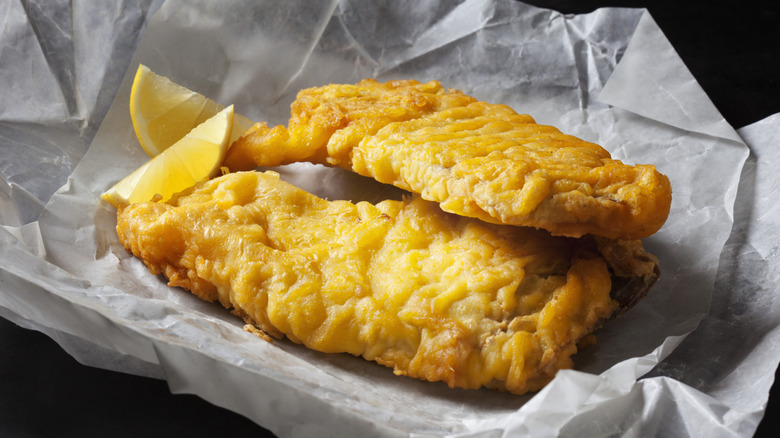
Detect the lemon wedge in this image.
<box><xmin>102</xmin><ymin>105</ymin><xmax>234</xmax><ymax>209</ymax></box>
<box><xmin>130</xmin><ymin>64</ymin><xmax>254</xmax><ymax>156</ymax></box>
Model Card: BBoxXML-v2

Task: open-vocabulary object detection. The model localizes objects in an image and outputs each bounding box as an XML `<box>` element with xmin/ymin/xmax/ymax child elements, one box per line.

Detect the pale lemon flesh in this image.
<box><xmin>130</xmin><ymin>64</ymin><xmax>254</xmax><ymax>157</ymax></box>
<box><xmin>102</xmin><ymin>105</ymin><xmax>235</xmax><ymax>209</ymax></box>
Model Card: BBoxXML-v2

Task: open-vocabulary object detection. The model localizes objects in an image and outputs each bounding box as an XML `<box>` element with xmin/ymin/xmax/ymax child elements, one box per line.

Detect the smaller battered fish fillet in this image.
<box><xmin>117</xmin><ymin>171</ymin><xmax>658</xmax><ymax>394</ymax></box>
<box><xmin>224</xmin><ymin>79</ymin><xmax>672</xmax><ymax>240</ymax></box>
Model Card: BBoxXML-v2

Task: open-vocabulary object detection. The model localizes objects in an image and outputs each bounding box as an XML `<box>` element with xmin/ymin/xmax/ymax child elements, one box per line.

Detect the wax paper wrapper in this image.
<box><xmin>2</xmin><ymin>1</ymin><xmax>778</xmax><ymax>436</ymax></box>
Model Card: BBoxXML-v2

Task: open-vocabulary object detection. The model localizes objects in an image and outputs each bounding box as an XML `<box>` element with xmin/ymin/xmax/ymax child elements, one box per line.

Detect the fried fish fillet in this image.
<box><xmin>224</xmin><ymin>79</ymin><xmax>672</xmax><ymax>240</ymax></box>
<box><xmin>116</xmin><ymin>171</ymin><xmax>658</xmax><ymax>394</ymax></box>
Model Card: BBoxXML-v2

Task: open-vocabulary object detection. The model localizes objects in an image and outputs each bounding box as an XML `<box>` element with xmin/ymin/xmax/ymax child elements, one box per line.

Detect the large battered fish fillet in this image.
<box><xmin>117</xmin><ymin>171</ymin><xmax>659</xmax><ymax>394</ymax></box>
<box><xmin>224</xmin><ymin>79</ymin><xmax>672</xmax><ymax>240</ymax></box>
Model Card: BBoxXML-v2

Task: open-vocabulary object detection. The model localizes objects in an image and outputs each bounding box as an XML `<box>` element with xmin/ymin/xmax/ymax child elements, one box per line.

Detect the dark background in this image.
<box><xmin>1</xmin><ymin>1</ymin><xmax>777</xmax><ymax>436</ymax></box>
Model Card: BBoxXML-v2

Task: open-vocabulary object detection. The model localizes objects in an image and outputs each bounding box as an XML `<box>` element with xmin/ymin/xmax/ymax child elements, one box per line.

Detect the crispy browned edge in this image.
<box><xmin>609</xmin><ymin>263</ymin><xmax>660</xmax><ymax>318</ymax></box>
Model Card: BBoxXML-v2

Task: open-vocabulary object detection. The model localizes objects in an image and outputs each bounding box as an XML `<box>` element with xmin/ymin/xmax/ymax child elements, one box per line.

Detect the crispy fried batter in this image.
<box><xmin>117</xmin><ymin>171</ymin><xmax>657</xmax><ymax>394</ymax></box>
<box><xmin>224</xmin><ymin>79</ymin><xmax>672</xmax><ymax>240</ymax></box>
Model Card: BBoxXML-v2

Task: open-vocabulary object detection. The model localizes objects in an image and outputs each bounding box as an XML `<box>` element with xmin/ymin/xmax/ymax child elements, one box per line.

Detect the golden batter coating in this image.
<box><xmin>116</xmin><ymin>171</ymin><xmax>658</xmax><ymax>394</ymax></box>
<box><xmin>224</xmin><ymin>79</ymin><xmax>672</xmax><ymax>240</ymax></box>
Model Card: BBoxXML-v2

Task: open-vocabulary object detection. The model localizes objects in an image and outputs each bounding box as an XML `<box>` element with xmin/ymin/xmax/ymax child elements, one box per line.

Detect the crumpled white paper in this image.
<box><xmin>1</xmin><ymin>1</ymin><xmax>778</xmax><ymax>437</ymax></box>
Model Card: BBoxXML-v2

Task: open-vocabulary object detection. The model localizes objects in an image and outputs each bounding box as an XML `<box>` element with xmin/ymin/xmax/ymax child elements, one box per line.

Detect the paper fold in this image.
<box><xmin>598</xmin><ymin>11</ymin><xmax>742</xmax><ymax>143</ymax></box>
